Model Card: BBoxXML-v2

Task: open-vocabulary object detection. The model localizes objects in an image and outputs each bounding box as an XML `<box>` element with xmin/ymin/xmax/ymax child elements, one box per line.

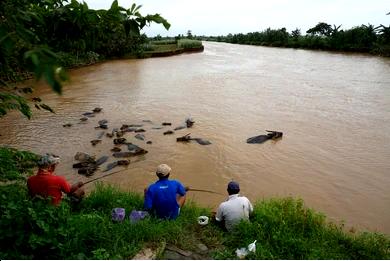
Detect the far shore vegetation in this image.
<box><xmin>199</xmin><ymin>21</ymin><xmax>390</xmax><ymax>57</ymax></box>
<box><xmin>0</xmin><ymin>147</ymin><xmax>389</xmax><ymax>259</ymax></box>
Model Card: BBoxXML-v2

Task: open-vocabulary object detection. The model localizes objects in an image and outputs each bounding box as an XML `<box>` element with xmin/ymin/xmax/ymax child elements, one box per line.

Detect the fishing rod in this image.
<box><xmin>186</xmin><ymin>187</ymin><xmax>224</xmax><ymax>195</ymax></box>
<box><xmin>82</xmin><ymin>168</ymin><xmax>224</xmax><ymax>195</ymax></box>
<box><xmin>83</xmin><ymin>168</ymin><xmax>128</xmax><ymax>185</ymax></box>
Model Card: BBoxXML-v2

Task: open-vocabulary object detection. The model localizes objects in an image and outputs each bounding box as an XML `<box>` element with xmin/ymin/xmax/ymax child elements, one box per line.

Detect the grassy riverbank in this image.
<box><xmin>0</xmin><ymin>147</ymin><xmax>389</xmax><ymax>259</ymax></box>
<box><xmin>140</xmin><ymin>39</ymin><xmax>204</xmax><ymax>58</ymax></box>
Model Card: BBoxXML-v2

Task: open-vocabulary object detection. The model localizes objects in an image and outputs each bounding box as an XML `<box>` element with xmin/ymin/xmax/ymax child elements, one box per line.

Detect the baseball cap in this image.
<box><xmin>227</xmin><ymin>181</ymin><xmax>240</xmax><ymax>191</ymax></box>
<box><xmin>38</xmin><ymin>153</ymin><xmax>60</xmax><ymax>167</ymax></box>
<box><xmin>156</xmin><ymin>164</ymin><xmax>171</xmax><ymax>177</ymax></box>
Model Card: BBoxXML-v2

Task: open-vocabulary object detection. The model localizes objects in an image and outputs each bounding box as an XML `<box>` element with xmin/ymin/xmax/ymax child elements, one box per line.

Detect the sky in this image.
<box><xmin>84</xmin><ymin>0</ymin><xmax>389</xmax><ymax>37</ymax></box>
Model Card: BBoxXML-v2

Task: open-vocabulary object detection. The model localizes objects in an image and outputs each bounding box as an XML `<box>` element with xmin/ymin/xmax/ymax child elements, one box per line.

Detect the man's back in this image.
<box><xmin>27</xmin><ymin>170</ymin><xmax>70</xmax><ymax>205</ymax></box>
<box><xmin>216</xmin><ymin>194</ymin><xmax>253</xmax><ymax>231</ymax></box>
<box><xmin>144</xmin><ymin>179</ymin><xmax>186</xmax><ymax>219</ymax></box>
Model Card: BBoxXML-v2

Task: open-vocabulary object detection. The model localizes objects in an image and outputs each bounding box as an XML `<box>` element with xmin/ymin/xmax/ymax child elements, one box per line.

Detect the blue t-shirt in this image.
<box><xmin>144</xmin><ymin>179</ymin><xmax>186</xmax><ymax>220</ymax></box>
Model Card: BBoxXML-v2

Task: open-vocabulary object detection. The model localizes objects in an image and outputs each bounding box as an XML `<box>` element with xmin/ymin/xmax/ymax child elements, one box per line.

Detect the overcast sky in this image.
<box><xmin>84</xmin><ymin>0</ymin><xmax>389</xmax><ymax>36</ymax></box>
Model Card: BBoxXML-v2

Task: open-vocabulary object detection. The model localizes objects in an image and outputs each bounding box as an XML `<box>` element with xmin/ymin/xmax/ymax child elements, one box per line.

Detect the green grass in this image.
<box><xmin>151</xmin><ymin>39</ymin><xmax>177</xmax><ymax>45</ymax></box>
<box><xmin>0</xmin><ymin>146</ymin><xmax>389</xmax><ymax>259</ymax></box>
<box><xmin>0</xmin><ymin>147</ymin><xmax>38</xmax><ymax>181</ymax></box>
<box><xmin>177</xmin><ymin>39</ymin><xmax>203</xmax><ymax>49</ymax></box>
<box><xmin>142</xmin><ymin>39</ymin><xmax>204</xmax><ymax>57</ymax></box>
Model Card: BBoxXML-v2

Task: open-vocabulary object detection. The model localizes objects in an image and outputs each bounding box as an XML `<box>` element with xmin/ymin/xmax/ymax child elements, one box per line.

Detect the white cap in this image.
<box><xmin>156</xmin><ymin>164</ymin><xmax>171</xmax><ymax>177</ymax></box>
<box><xmin>38</xmin><ymin>153</ymin><xmax>60</xmax><ymax>167</ymax></box>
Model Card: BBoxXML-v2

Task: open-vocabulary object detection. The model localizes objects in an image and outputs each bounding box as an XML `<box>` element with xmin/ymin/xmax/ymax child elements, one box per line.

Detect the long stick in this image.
<box><xmin>82</xmin><ymin>169</ymin><xmax>224</xmax><ymax>195</ymax></box>
<box><xmin>187</xmin><ymin>188</ymin><xmax>224</xmax><ymax>195</ymax></box>
<box><xmin>83</xmin><ymin>168</ymin><xmax>128</xmax><ymax>185</ymax></box>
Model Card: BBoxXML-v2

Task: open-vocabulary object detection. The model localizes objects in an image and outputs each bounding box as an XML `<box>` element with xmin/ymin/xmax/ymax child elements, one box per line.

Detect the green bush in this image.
<box><xmin>0</xmin><ymin>147</ymin><xmax>38</xmax><ymax>181</ymax></box>
<box><xmin>178</xmin><ymin>39</ymin><xmax>203</xmax><ymax>49</ymax></box>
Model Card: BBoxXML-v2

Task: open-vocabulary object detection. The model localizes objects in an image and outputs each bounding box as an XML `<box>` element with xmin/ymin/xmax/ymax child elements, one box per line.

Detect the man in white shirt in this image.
<box><xmin>215</xmin><ymin>181</ymin><xmax>253</xmax><ymax>231</ymax></box>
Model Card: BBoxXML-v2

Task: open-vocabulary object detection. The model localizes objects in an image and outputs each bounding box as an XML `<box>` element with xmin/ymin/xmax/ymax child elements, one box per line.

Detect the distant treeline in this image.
<box><xmin>200</xmin><ymin>22</ymin><xmax>390</xmax><ymax>56</ymax></box>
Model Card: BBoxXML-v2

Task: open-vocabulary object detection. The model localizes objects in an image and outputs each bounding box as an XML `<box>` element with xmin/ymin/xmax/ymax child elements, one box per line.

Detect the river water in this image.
<box><xmin>1</xmin><ymin>42</ymin><xmax>389</xmax><ymax>233</ymax></box>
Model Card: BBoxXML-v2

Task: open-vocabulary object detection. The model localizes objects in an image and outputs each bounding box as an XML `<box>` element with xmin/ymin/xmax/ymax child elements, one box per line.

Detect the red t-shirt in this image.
<box><xmin>27</xmin><ymin>169</ymin><xmax>71</xmax><ymax>205</ymax></box>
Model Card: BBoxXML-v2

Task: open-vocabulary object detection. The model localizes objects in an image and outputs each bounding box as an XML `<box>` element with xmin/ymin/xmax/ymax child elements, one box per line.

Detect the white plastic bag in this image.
<box><xmin>235</xmin><ymin>248</ymin><xmax>249</xmax><ymax>259</ymax></box>
<box><xmin>197</xmin><ymin>216</ymin><xmax>209</xmax><ymax>226</ymax></box>
<box><xmin>236</xmin><ymin>240</ymin><xmax>257</xmax><ymax>259</ymax></box>
<box><xmin>248</xmin><ymin>240</ymin><xmax>257</xmax><ymax>253</ymax></box>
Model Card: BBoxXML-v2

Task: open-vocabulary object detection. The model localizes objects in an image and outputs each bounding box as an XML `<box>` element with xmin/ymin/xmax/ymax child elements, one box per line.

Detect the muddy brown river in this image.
<box><xmin>1</xmin><ymin>42</ymin><xmax>389</xmax><ymax>234</ymax></box>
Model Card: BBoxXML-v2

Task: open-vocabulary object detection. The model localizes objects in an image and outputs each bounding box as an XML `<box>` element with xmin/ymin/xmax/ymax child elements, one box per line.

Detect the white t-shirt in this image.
<box><xmin>215</xmin><ymin>194</ymin><xmax>253</xmax><ymax>231</ymax></box>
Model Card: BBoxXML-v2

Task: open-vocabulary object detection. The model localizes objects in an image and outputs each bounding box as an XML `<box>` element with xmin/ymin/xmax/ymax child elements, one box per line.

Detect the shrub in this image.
<box><xmin>0</xmin><ymin>147</ymin><xmax>38</xmax><ymax>181</ymax></box>
<box><xmin>177</xmin><ymin>39</ymin><xmax>203</xmax><ymax>49</ymax></box>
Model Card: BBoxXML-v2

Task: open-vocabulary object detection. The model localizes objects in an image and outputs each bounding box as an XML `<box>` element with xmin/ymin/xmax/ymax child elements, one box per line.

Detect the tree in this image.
<box><xmin>307</xmin><ymin>22</ymin><xmax>333</xmax><ymax>37</ymax></box>
<box><xmin>291</xmin><ymin>28</ymin><xmax>301</xmax><ymax>39</ymax></box>
<box><xmin>0</xmin><ymin>0</ymin><xmax>170</xmax><ymax>118</ymax></box>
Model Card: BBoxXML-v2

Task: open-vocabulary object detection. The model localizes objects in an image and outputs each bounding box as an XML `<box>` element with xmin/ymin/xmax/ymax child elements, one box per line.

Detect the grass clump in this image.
<box><xmin>178</xmin><ymin>39</ymin><xmax>203</xmax><ymax>49</ymax></box>
<box><xmin>213</xmin><ymin>198</ymin><xmax>390</xmax><ymax>259</ymax></box>
<box><xmin>151</xmin><ymin>39</ymin><xmax>177</xmax><ymax>45</ymax></box>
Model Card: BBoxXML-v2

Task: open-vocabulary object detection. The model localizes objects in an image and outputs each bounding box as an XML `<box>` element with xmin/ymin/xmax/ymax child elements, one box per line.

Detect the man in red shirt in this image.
<box><xmin>28</xmin><ymin>153</ymin><xmax>84</xmax><ymax>205</ymax></box>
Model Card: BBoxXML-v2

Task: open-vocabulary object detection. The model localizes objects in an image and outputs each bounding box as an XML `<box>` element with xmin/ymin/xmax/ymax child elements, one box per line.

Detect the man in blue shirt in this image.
<box><xmin>144</xmin><ymin>164</ymin><xmax>187</xmax><ymax>219</ymax></box>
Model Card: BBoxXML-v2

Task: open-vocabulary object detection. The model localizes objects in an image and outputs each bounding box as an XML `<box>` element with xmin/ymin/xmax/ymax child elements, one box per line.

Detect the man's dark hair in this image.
<box><xmin>227</xmin><ymin>187</ymin><xmax>240</xmax><ymax>195</ymax></box>
<box><xmin>157</xmin><ymin>172</ymin><xmax>170</xmax><ymax>179</ymax></box>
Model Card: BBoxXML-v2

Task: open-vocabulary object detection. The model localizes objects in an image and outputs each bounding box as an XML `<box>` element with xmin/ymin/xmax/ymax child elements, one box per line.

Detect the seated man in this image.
<box><xmin>27</xmin><ymin>153</ymin><xmax>84</xmax><ymax>205</ymax></box>
<box><xmin>215</xmin><ymin>181</ymin><xmax>253</xmax><ymax>231</ymax></box>
<box><xmin>144</xmin><ymin>164</ymin><xmax>186</xmax><ymax>220</ymax></box>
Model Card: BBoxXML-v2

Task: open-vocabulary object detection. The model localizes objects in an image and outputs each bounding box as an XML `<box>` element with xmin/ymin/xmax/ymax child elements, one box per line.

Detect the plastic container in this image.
<box><xmin>112</xmin><ymin>208</ymin><xmax>126</xmax><ymax>222</ymax></box>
